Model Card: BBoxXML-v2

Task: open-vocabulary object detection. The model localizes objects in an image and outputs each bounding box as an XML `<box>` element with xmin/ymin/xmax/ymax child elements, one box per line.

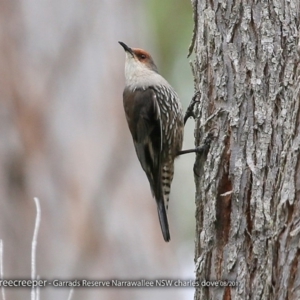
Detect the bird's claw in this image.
<box><xmin>184</xmin><ymin>91</ymin><xmax>200</xmax><ymax>125</ymax></box>
<box><xmin>196</xmin><ymin>132</ymin><xmax>215</xmax><ymax>154</ymax></box>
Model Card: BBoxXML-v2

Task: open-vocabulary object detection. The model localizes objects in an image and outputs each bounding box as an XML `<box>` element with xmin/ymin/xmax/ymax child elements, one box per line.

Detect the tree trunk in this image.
<box><xmin>190</xmin><ymin>0</ymin><xmax>300</xmax><ymax>299</ymax></box>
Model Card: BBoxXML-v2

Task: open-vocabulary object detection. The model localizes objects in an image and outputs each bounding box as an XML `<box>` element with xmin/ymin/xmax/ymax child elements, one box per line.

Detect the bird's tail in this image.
<box><xmin>157</xmin><ymin>199</ymin><xmax>170</xmax><ymax>242</ymax></box>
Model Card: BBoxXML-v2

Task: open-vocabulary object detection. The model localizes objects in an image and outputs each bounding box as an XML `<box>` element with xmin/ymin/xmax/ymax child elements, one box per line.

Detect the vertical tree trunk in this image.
<box><xmin>191</xmin><ymin>0</ymin><xmax>300</xmax><ymax>299</ymax></box>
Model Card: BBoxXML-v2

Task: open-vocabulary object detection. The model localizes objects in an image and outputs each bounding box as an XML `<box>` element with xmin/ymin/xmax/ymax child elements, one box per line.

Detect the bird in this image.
<box><xmin>119</xmin><ymin>41</ymin><xmax>184</xmax><ymax>242</ymax></box>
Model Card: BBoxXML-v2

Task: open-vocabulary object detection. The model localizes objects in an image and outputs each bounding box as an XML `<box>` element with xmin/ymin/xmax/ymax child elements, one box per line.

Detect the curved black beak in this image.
<box><xmin>118</xmin><ymin>41</ymin><xmax>134</xmax><ymax>56</ymax></box>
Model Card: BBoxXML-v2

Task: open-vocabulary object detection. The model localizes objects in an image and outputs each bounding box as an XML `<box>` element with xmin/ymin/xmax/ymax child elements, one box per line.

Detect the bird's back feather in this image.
<box><xmin>123</xmin><ymin>85</ymin><xmax>183</xmax><ymax>242</ymax></box>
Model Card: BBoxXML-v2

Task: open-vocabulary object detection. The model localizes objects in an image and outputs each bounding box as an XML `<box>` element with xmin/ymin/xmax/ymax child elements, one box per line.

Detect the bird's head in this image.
<box><xmin>119</xmin><ymin>41</ymin><xmax>158</xmax><ymax>74</ymax></box>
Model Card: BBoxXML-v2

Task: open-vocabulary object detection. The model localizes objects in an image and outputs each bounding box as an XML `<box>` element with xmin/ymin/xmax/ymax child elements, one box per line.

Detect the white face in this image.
<box><xmin>123</xmin><ymin>50</ymin><xmax>170</xmax><ymax>89</ymax></box>
<box><xmin>124</xmin><ymin>52</ymin><xmax>139</xmax><ymax>78</ymax></box>
<box><xmin>124</xmin><ymin>53</ymin><xmax>154</xmax><ymax>87</ymax></box>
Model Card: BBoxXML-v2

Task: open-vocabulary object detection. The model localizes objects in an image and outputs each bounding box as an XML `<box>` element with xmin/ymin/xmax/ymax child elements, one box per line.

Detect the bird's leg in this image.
<box><xmin>178</xmin><ymin>132</ymin><xmax>214</xmax><ymax>156</ymax></box>
<box><xmin>184</xmin><ymin>91</ymin><xmax>200</xmax><ymax>125</ymax></box>
<box><xmin>180</xmin><ymin>105</ymin><xmax>224</xmax><ymax>156</ymax></box>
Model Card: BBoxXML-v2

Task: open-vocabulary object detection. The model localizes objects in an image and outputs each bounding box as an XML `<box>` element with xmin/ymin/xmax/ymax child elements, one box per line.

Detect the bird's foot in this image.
<box><xmin>178</xmin><ymin>131</ymin><xmax>214</xmax><ymax>156</ymax></box>
<box><xmin>184</xmin><ymin>91</ymin><xmax>201</xmax><ymax>125</ymax></box>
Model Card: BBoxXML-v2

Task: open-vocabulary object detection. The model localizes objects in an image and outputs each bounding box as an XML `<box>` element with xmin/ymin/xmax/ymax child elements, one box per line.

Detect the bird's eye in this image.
<box><xmin>140</xmin><ymin>54</ymin><xmax>146</xmax><ymax>59</ymax></box>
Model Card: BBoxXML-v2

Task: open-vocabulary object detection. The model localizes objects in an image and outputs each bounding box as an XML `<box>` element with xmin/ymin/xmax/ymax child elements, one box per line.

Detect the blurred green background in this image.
<box><xmin>0</xmin><ymin>0</ymin><xmax>196</xmax><ymax>299</ymax></box>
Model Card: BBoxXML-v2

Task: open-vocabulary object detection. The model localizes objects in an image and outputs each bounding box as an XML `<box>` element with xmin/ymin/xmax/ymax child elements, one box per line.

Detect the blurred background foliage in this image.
<box><xmin>146</xmin><ymin>0</ymin><xmax>193</xmax><ymax>79</ymax></box>
<box><xmin>0</xmin><ymin>0</ymin><xmax>195</xmax><ymax>299</ymax></box>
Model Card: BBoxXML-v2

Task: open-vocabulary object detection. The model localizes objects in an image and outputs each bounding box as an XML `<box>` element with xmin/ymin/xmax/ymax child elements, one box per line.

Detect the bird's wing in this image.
<box><xmin>123</xmin><ymin>87</ymin><xmax>162</xmax><ymax>195</ymax></box>
<box><xmin>123</xmin><ymin>87</ymin><xmax>170</xmax><ymax>241</ymax></box>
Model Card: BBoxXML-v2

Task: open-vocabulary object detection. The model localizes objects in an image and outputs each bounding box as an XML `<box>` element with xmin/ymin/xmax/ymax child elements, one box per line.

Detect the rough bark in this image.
<box><xmin>191</xmin><ymin>0</ymin><xmax>300</xmax><ymax>299</ymax></box>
